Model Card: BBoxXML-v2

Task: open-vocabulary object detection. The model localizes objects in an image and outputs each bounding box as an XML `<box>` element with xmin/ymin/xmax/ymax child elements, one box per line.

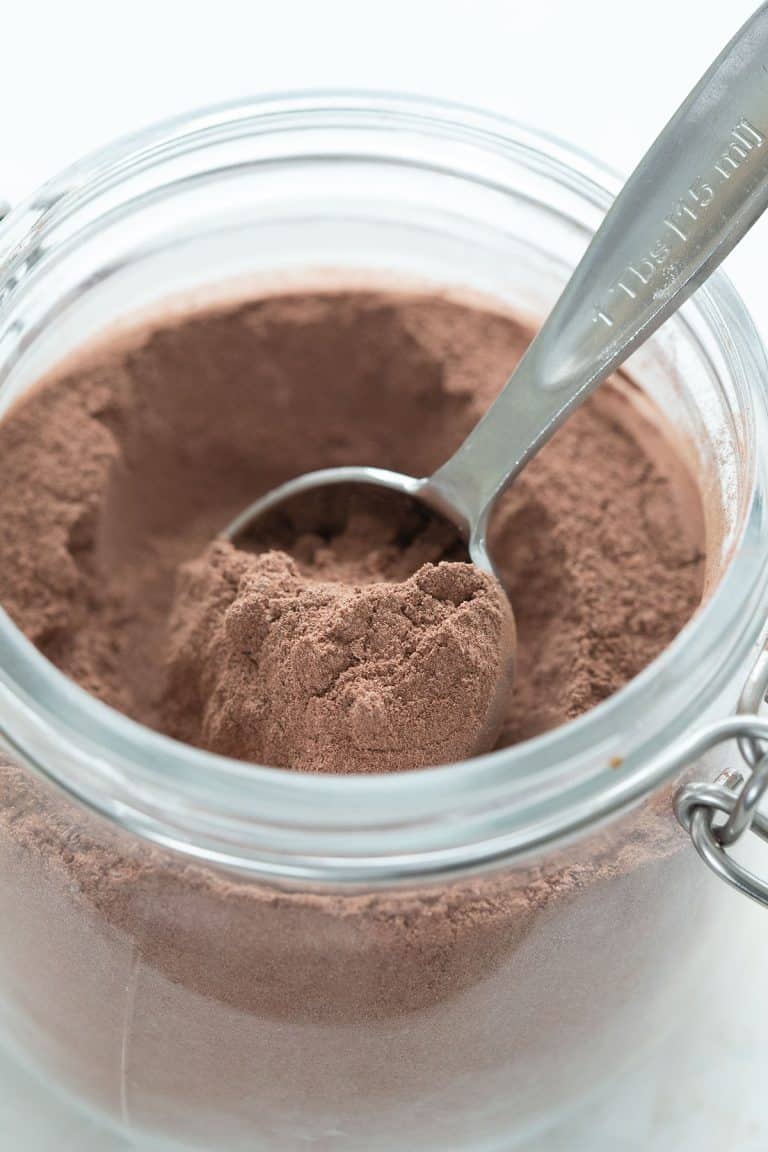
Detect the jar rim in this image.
<box><xmin>1</xmin><ymin>91</ymin><xmax>767</xmax><ymax>883</ymax></box>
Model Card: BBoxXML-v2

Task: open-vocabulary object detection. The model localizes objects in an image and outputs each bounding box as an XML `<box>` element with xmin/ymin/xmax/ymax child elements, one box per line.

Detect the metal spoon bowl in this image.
<box><xmin>223</xmin><ymin>465</ymin><xmax>497</xmax><ymax>567</ymax></box>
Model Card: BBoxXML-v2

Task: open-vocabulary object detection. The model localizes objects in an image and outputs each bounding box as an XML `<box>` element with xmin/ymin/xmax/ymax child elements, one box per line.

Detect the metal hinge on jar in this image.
<box><xmin>675</xmin><ymin>645</ymin><xmax>768</xmax><ymax>907</ymax></box>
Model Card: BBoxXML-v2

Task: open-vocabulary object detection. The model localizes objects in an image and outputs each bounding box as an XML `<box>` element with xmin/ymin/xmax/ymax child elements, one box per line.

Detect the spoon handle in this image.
<box><xmin>429</xmin><ymin>4</ymin><xmax>768</xmax><ymax>536</ymax></box>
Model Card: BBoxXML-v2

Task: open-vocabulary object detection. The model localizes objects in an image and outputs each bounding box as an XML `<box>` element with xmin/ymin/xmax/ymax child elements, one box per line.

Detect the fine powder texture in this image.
<box><xmin>164</xmin><ymin>541</ymin><xmax>515</xmax><ymax>772</ymax></box>
<box><xmin>0</xmin><ymin>288</ymin><xmax>711</xmax><ymax>1145</ymax></box>
<box><xmin>0</xmin><ymin>289</ymin><xmax>705</xmax><ymax>763</ymax></box>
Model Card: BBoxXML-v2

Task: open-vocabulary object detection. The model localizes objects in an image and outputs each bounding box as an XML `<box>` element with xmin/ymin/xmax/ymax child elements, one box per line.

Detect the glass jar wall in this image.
<box><xmin>0</xmin><ymin>96</ymin><xmax>767</xmax><ymax>1151</ymax></box>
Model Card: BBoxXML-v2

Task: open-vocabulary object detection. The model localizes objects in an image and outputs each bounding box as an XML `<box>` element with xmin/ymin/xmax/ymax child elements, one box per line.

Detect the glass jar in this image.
<box><xmin>0</xmin><ymin>94</ymin><xmax>767</xmax><ymax>1152</ymax></box>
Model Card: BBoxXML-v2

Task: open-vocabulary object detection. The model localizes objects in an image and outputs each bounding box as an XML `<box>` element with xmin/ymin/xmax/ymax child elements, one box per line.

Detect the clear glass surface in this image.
<box><xmin>0</xmin><ymin>94</ymin><xmax>766</xmax><ymax>1150</ymax></box>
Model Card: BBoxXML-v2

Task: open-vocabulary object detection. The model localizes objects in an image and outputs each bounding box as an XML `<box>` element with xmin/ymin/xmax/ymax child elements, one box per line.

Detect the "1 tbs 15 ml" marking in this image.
<box><xmin>593</xmin><ymin>118</ymin><xmax>764</xmax><ymax>328</ymax></box>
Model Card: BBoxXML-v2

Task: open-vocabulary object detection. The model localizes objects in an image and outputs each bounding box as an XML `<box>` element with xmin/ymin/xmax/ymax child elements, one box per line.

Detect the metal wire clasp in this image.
<box><xmin>675</xmin><ymin>644</ymin><xmax>768</xmax><ymax>907</ymax></box>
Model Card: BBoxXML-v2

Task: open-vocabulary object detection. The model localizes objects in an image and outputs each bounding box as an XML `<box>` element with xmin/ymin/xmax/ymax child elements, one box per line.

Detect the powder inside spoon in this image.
<box><xmin>162</xmin><ymin>487</ymin><xmax>516</xmax><ymax>773</ymax></box>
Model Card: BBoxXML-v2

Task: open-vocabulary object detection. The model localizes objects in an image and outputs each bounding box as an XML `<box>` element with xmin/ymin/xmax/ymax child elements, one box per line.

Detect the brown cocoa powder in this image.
<box><xmin>0</xmin><ymin>289</ymin><xmax>704</xmax><ymax>751</ymax></box>
<box><xmin>0</xmin><ymin>288</ymin><xmax>708</xmax><ymax>1143</ymax></box>
<box><xmin>164</xmin><ymin>541</ymin><xmax>515</xmax><ymax>772</ymax></box>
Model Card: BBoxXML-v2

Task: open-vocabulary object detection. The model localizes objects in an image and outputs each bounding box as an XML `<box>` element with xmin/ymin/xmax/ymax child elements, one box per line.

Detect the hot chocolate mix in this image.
<box><xmin>0</xmin><ymin>288</ymin><xmax>708</xmax><ymax>1145</ymax></box>
<box><xmin>0</xmin><ymin>289</ymin><xmax>703</xmax><ymax>754</ymax></box>
<box><xmin>164</xmin><ymin>541</ymin><xmax>516</xmax><ymax>772</ymax></box>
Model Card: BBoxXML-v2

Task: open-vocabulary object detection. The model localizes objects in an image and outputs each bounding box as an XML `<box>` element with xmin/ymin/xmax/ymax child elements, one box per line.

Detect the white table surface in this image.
<box><xmin>2</xmin><ymin>1</ymin><xmax>767</xmax><ymax>1147</ymax></box>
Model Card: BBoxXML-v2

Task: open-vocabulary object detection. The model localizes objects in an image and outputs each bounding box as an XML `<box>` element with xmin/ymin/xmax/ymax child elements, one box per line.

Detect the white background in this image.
<box><xmin>2</xmin><ymin>2</ymin><xmax>767</xmax><ymax>1149</ymax></box>
<box><xmin>3</xmin><ymin>0</ymin><xmax>766</xmax><ymax>325</ymax></box>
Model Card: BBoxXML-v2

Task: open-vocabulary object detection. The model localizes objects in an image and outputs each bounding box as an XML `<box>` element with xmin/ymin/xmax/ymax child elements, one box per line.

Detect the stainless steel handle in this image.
<box><xmin>430</xmin><ymin>3</ymin><xmax>768</xmax><ymax>538</ymax></box>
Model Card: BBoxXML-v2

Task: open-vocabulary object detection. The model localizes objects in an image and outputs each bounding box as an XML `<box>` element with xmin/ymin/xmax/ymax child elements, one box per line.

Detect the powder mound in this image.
<box><xmin>163</xmin><ymin>541</ymin><xmax>515</xmax><ymax>773</ymax></box>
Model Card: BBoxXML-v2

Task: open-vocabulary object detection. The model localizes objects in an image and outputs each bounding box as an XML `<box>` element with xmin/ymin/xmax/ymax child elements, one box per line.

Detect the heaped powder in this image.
<box><xmin>164</xmin><ymin>540</ymin><xmax>516</xmax><ymax>772</ymax></box>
